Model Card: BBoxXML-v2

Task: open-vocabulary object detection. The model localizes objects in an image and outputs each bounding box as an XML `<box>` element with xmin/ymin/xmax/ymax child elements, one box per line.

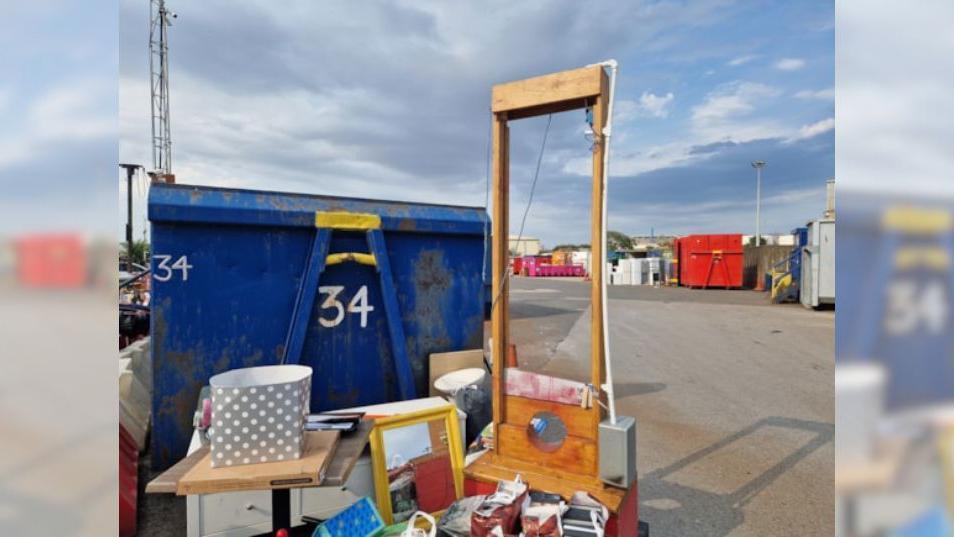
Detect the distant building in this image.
<box><xmin>509</xmin><ymin>235</ymin><xmax>541</xmax><ymax>256</ymax></box>
<box><xmin>742</xmin><ymin>233</ymin><xmax>796</xmax><ymax>246</ymax></box>
<box><xmin>629</xmin><ymin>235</ymin><xmax>676</xmax><ymax>253</ymax></box>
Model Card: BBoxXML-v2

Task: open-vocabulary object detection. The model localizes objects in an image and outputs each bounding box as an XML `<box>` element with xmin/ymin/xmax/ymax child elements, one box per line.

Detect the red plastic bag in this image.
<box><xmin>470</xmin><ymin>475</ymin><xmax>528</xmax><ymax>537</ymax></box>
<box><xmin>522</xmin><ymin>514</ymin><xmax>560</xmax><ymax>537</ymax></box>
<box><xmin>521</xmin><ymin>503</ymin><xmax>566</xmax><ymax>537</ymax></box>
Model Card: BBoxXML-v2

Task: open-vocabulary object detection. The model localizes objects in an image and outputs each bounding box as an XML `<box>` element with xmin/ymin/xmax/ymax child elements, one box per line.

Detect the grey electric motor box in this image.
<box><xmin>599</xmin><ymin>415</ymin><xmax>637</xmax><ymax>488</ymax></box>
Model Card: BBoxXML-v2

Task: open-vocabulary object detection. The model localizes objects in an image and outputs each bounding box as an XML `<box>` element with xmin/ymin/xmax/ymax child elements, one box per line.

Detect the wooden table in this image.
<box><xmin>147</xmin><ymin>421</ymin><xmax>373</xmax><ymax>532</ymax></box>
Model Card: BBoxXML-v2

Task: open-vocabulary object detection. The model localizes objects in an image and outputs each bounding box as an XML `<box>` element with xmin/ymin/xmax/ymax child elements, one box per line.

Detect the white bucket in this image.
<box><xmin>434</xmin><ymin>368</ymin><xmax>487</xmax><ymax>396</ymax></box>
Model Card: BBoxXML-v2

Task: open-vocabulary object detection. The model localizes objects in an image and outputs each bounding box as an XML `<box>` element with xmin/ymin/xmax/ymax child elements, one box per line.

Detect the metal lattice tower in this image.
<box><xmin>149</xmin><ymin>0</ymin><xmax>174</xmax><ymax>174</ymax></box>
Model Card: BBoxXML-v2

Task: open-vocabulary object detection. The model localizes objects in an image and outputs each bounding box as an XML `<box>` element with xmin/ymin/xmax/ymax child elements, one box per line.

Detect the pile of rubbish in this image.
<box><xmin>317</xmin><ymin>475</ymin><xmax>610</xmax><ymax>537</ymax></box>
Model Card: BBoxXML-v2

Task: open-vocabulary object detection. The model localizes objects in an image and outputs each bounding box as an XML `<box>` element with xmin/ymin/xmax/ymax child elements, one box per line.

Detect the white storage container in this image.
<box><xmin>632</xmin><ymin>259</ymin><xmax>645</xmax><ymax>285</ymax></box>
<box><xmin>801</xmin><ymin>218</ymin><xmax>835</xmax><ymax>308</ymax></box>
<box><xmin>209</xmin><ymin>365</ymin><xmax>312</xmax><ymax>467</ymax></box>
<box><xmin>643</xmin><ymin>257</ymin><xmax>661</xmax><ymax>285</ymax></box>
<box><xmin>618</xmin><ymin>259</ymin><xmax>632</xmax><ymax>278</ymax></box>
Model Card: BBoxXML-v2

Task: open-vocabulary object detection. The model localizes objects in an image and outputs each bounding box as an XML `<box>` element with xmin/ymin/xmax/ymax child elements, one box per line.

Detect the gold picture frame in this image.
<box><xmin>368</xmin><ymin>403</ymin><xmax>465</xmax><ymax>524</ymax></box>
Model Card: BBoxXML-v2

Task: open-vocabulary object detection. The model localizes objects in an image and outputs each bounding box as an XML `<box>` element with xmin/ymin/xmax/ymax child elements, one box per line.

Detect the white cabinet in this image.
<box><xmin>187</xmin><ymin>454</ymin><xmax>374</xmax><ymax>537</ymax></box>
<box><xmin>299</xmin><ymin>455</ymin><xmax>374</xmax><ymax>520</ymax></box>
<box><xmin>187</xmin><ymin>489</ymin><xmax>277</xmax><ymax>537</ymax></box>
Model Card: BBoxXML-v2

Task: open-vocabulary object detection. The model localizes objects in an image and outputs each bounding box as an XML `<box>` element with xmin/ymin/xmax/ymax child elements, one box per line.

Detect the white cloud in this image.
<box><xmin>638</xmin><ymin>91</ymin><xmax>674</xmax><ymax>118</ymax></box>
<box><xmin>607</xmin><ymin>185</ymin><xmax>827</xmax><ymax>236</ymax></box>
<box><xmin>775</xmin><ymin>58</ymin><xmax>806</xmax><ymax>71</ymax></box>
<box><xmin>838</xmin><ymin>1</ymin><xmax>954</xmax><ymax>196</ymax></box>
<box><xmin>561</xmin><ymin>139</ymin><xmax>688</xmax><ymax>177</ymax></box>
<box><xmin>31</xmin><ymin>82</ymin><xmax>115</xmax><ymax>142</ymax></box>
<box><xmin>112</xmin><ymin>0</ymin><xmax>834</xmax><ymax>243</ymax></box>
<box><xmin>794</xmin><ymin>88</ymin><xmax>835</xmax><ymax>100</ymax></box>
<box><xmin>691</xmin><ymin>82</ymin><xmax>779</xmax><ymax>122</ymax></box>
<box><xmin>0</xmin><ymin>79</ymin><xmax>115</xmax><ymax>171</ymax></box>
<box><xmin>121</xmin><ymin>72</ymin><xmax>452</xmax><ymax>202</ymax></box>
<box><xmin>788</xmin><ymin>117</ymin><xmax>835</xmax><ymax>142</ymax></box>
<box><xmin>565</xmin><ymin>80</ymin><xmax>833</xmax><ymax>178</ymax></box>
<box><xmin>689</xmin><ymin>81</ymin><xmax>787</xmax><ymax>143</ymax></box>
<box><xmin>727</xmin><ymin>54</ymin><xmax>758</xmax><ymax>66</ymax></box>
<box><xmin>622</xmin><ymin>186</ymin><xmax>822</xmax><ymax>216</ymax></box>
<box><xmin>117</xmin><ymin>0</ymin><xmax>743</xmax><ymax>228</ymax></box>
<box><xmin>615</xmin><ymin>91</ymin><xmax>675</xmax><ymax>123</ymax></box>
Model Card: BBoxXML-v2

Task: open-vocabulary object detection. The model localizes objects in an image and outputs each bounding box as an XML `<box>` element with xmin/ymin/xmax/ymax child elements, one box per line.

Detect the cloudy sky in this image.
<box><xmin>0</xmin><ymin>1</ymin><xmax>117</xmax><ymax>236</ymax></box>
<box><xmin>119</xmin><ymin>0</ymin><xmax>834</xmax><ymax>246</ymax></box>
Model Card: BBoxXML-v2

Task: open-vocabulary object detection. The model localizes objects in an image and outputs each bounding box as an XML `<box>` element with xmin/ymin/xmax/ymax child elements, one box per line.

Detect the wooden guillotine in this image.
<box><xmin>464</xmin><ymin>63</ymin><xmax>639</xmax><ymax>532</ymax></box>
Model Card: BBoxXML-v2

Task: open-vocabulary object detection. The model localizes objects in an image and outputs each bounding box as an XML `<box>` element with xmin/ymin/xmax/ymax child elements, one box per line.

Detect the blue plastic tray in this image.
<box><xmin>313</xmin><ymin>497</ymin><xmax>385</xmax><ymax>537</ymax></box>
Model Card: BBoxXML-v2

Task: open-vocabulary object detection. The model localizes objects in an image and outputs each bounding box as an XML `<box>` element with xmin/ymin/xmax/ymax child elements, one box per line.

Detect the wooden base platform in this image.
<box><xmin>464</xmin><ymin>452</ymin><xmax>629</xmax><ymax>513</ymax></box>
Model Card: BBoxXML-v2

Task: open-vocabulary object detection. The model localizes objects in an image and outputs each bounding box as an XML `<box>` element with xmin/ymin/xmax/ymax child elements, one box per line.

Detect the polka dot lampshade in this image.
<box><xmin>208</xmin><ymin>365</ymin><xmax>312</xmax><ymax>468</ymax></box>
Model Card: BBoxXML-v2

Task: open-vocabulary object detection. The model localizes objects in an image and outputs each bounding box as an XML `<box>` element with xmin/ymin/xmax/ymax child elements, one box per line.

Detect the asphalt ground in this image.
<box><xmin>508</xmin><ymin>277</ymin><xmax>835</xmax><ymax>537</ymax></box>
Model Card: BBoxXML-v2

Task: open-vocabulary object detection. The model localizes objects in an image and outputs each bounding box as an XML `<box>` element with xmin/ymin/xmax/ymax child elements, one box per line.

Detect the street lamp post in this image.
<box><xmin>751</xmin><ymin>161</ymin><xmax>766</xmax><ymax>247</ymax></box>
